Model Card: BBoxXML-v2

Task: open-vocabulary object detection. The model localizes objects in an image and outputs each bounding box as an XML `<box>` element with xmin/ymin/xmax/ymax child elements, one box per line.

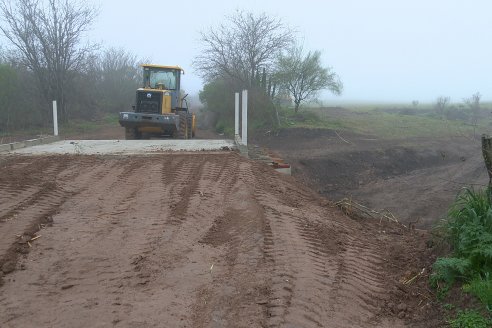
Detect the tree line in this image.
<box><xmin>193</xmin><ymin>10</ymin><xmax>343</xmax><ymax>133</ymax></box>
<box><xmin>0</xmin><ymin>2</ymin><xmax>344</xmax><ymax>134</ymax></box>
<box><xmin>0</xmin><ymin>0</ymin><xmax>143</xmax><ymax>132</ymax></box>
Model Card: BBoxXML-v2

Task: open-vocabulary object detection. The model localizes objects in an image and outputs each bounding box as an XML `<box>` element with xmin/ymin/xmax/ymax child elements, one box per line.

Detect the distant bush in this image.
<box><xmin>445</xmin><ymin>105</ymin><xmax>470</xmax><ymax>121</ymax></box>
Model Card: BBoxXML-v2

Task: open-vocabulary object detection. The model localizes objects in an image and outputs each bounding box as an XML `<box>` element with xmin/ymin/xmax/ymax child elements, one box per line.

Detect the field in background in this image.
<box><xmin>3</xmin><ymin>101</ymin><xmax>491</xmax><ymax>143</ymax></box>
<box><xmin>278</xmin><ymin>102</ymin><xmax>492</xmax><ymax>140</ymax></box>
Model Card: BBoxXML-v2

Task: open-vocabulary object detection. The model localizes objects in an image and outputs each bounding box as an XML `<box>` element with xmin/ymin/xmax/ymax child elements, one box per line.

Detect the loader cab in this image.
<box><xmin>142</xmin><ymin>65</ymin><xmax>182</xmax><ymax>91</ymax></box>
<box><xmin>138</xmin><ymin>65</ymin><xmax>185</xmax><ymax>114</ymax></box>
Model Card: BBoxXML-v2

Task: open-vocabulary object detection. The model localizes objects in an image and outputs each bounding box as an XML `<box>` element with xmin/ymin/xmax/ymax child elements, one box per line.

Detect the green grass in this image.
<box><xmin>278</xmin><ymin>104</ymin><xmax>490</xmax><ymax>140</ymax></box>
<box><xmin>59</xmin><ymin>113</ymin><xmax>119</xmax><ymax>135</ymax></box>
<box><xmin>463</xmin><ymin>274</ymin><xmax>492</xmax><ymax>311</ymax></box>
<box><xmin>448</xmin><ymin>310</ymin><xmax>492</xmax><ymax>328</ymax></box>
<box><xmin>1</xmin><ymin>113</ymin><xmax>120</xmax><ymax>140</ymax></box>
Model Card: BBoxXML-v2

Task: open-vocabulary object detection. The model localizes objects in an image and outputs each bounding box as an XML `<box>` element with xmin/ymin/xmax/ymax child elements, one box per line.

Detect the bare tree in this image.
<box><xmin>96</xmin><ymin>48</ymin><xmax>140</xmax><ymax>112</ymax></box>
<box><xmin>463</xmin><ymin>92</ymin><xmax>481</xmax><ymax>126</ymax></box>
<box><xmin>435</xmin><ymin>96</ymin><xmax>450</xmax><ymax>119</ymax></box>
<box><xmin>0</xmin><ymin>0</ymin><xmax>98</xmax><ymax>121</ymax></box>
<box><xmin>276</xmin><ymin>46</ymin><xmax>342</xmax><ymax>112</ymax></box>
<box><xmin>194</xmin><ymin>10</ymin><xmax>293</xmax><ymax>88</ymax></box>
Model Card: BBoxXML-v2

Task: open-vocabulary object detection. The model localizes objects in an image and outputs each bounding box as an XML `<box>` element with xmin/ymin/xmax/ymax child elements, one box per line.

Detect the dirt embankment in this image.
<box><xmin>0</xmin><ymin>152</ymin><xmax>442</xmax><ymax>327</ymax></box>
<box><xmin>255</xmin><ymin>128</ymin><xmax>487</xmax><ymax>228</ymax></box>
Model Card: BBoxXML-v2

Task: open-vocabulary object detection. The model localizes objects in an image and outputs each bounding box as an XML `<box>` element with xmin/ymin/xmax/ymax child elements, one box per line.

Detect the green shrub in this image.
<box><xmin>431</xmin><ymin>188</ymin><xmax>492</xmax><ymax>307</ymax></box>
<box><xmin>448</xmin><ymin>310</ymin><xmax>491</xmax><ymax>328</ymax></box>
<box><xmin>445</xmin><ymin>189</ymin><xmax>492</xmax><ymax>275</ymax></box>
<box><xmin>431</xmin><ymin>258</ymin><xmax>471</xmax><ymax>293</ymax></box>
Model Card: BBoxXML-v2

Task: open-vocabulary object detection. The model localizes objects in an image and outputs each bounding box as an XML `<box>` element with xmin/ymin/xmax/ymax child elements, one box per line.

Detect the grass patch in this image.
<box><xmin>431</xmin><ymin>188</ymin><xmax>492</xmax><ymax>323</ymax></box>
<box><xmin>59</xmin><ymin>113</ymin><xmax>119</xmax><ymax>135</ymax></box>
<box><xmin>448</xmin><ymin>309</ymin><xmax>492</xmax><ymax>328</ymax></box>
<box><xmin>277</xmin><ymin>104</ymin><xmax>489</xmax><ymax>140</ymax></box>
<box><xmin>463</xmin><ymin>275</ymin><xmax>492</xmax><ymax>311</ymax></box>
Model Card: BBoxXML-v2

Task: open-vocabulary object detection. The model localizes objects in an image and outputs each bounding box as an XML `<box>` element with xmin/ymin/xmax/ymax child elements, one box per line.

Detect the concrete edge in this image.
<box><xmin>0</xmin><ymin>135</ymin><xmax>60</xmax><ymax>153</ymax></box>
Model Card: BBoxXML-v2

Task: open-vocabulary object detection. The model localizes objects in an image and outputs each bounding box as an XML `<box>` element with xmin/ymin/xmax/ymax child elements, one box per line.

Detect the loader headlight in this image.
<box><xmin>123</xmin><ymin>113</ymin><xmax>129</xmax><ymax>119</ymax></box>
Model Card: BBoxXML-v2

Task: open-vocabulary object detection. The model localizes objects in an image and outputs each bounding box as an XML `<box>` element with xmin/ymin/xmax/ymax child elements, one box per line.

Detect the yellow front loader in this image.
<box><xmin>119</xmin><ymin>64</ymin><xmax>196</xmax><ymax>139</ymax></box>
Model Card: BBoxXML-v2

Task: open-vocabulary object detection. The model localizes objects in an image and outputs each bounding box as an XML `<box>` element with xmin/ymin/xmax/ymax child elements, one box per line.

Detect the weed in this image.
<box><xmin>448</xmin><ymin>310</ymin><xmax>491</xmax><ymax>328</ymax></box>
<box><xmin>463</xmin><ymin>274</ymin><xmax>492</xmax><ymax>311</ymax></box>
<box><xmin>431</xmin><ymin>187</ymin><xmax>492</xmax><ymax>311</ymax></box>
<box><xmin>430</xmin><ymin>257</ymin><xmax>471</xmax><ymax>298</ymax></box>
<box><xmin>443</xmin><ymin>303</ymin><xmax>455</xmax><ymax>311</ymax></box>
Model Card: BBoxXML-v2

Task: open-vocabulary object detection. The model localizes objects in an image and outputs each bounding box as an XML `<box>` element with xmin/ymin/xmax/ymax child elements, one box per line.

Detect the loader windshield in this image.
<box><xmin>143</xmin><ymin>68</ymin><xmax>178</xmax><ymax>90</ymax></box>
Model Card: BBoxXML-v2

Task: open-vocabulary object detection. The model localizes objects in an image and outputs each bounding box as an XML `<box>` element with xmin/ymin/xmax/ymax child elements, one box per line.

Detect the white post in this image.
<box><xmin>234</xmin><ymin>92</ymin><xmax>239</xmax><ymax>136</ymax></box>
<box><xmin>241</xmin><ymin>89</ymin><xmax>248</xmax><ymax>145</ymax></box>
<box><xmin>52</xmin><ymin>100</ymin><xmax>58</xmax><ymax>136</ymax></box>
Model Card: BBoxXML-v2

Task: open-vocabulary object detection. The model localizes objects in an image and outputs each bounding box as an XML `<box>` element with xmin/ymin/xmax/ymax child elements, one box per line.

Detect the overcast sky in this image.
<box><xmin>90</xmin><ymin>0</ymin><xmax>492</xmax><ymax>103</ymax></box>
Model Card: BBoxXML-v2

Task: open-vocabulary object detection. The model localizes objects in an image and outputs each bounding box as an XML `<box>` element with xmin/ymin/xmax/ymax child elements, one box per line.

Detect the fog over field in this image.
<box><xmin>91</xmin><ymin>0</ymin><xmax>492</xmax><ymax>102</ymax></box>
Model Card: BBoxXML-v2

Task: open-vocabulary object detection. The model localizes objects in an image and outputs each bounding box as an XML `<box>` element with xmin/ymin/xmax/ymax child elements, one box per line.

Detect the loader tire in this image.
<box><xmin>177</xmin><ymin>111</ymin><xmax>188</xmax><ymax>139</ymax></box>
<box><xmin>187</xmin><ymin>114</ymin><xmax>193</xmax><ymax>139</ymax></box>
<box><xmin>125</xmin><ymin>127</ymin><xmax>137</xmax><ymax>140</ymax></box>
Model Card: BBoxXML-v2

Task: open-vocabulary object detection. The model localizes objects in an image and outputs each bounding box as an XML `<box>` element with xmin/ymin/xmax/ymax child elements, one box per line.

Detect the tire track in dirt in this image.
<box><xmin>0</xmin><ymin>153</ymin><xmax>248</xmax><ymax>327</ymax></box>
<box><xmin>328</xmin><ymin>233</ymin><xmax>395</xmax><ymax>327</ymax></box>
<box><xmin>0</xmin><ymin>157</ymin><xmax>172</xmax><ymax>327</ymax></box>
<box><xmin>0</xmin><ymin>156</ymin><xmax>73</xmax><ymax>215</ymax></box>
<box><xmin>167</xmin><ymin>155</ymin><xmax>209</xmax><ymax>223</ymax></box>
<box><xmin>0</xmin><ymin>152</ymin><xmax>415</xmax><ymax>327</ymax></box>
<box><xmin>0</xmin><ymin>156</ymin><xmax>123</xmax><ymax>285</ymax></box>
<box><xmin>115</xmin><ymin>153</ymin><xmax>245</xmax><ymax>325</ymax></box>
<box><xmin>253</xmin><ymin>166</ymin><xmax>404</xmax><ymax>328</ymax></box>
<box><xmin>193</xmin><ymin>158</ymin><xmax>269</xmax><ymax>328</ymax></box>
<box><xmin>0</xmin><ymin>157</ymin><xmax>121</xmax><ymax>288</ymax></box>
<box><xmin>258</xmin><ymin>199</ymin><xmax>337</xmax><ymax>327</ymax></box>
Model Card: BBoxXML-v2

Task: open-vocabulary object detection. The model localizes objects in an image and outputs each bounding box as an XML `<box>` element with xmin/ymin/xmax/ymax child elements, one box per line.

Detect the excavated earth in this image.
<box><xmin>0</xmin><ymin>151</ymin><xmax>443</xmax><ymax>327</ymax></box>
<box><xmin>254</xmin><ymin>128</ymin><xmax>487</xmax><ymax>229</ymax></box>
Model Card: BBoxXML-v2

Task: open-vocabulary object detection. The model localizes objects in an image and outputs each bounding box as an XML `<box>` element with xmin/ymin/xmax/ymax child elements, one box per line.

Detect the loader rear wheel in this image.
<box><xmin>125</xmin><ymin>127</ymin><xmax>138</xmax><ymax>140</ymax></box>
<box><xmin>177</xmin><ymin>111</ymin><xmax>188</xmax><ymax>139</ymax></box>
<box><xmin>187</xmin><ymin>114</ymin><xmax>193</xmax><ymax>139</ymax></box>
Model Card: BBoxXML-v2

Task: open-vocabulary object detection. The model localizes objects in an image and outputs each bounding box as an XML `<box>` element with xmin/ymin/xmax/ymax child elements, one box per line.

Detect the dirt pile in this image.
<box><xmin>0</xmin><ymin>152</ymin><xmax>443</xmax><ymax>327</ymax></box>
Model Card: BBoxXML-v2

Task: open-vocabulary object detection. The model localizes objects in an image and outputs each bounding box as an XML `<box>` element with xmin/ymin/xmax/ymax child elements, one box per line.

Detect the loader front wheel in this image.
<box><xmin>177</xmin><ymin>111</ymin><xmax>188</xmax><ymax>139</ymax></box>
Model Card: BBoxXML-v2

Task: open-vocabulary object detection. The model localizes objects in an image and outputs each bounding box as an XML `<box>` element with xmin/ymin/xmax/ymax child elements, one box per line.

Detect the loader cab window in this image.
<box><xmin>143</xmin><ymin>68</ymin><xmax>178</xmax><ymax>90</ymax></box>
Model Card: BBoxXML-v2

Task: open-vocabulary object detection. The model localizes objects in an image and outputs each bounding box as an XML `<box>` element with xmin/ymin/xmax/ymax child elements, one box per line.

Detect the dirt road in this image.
<box><xmin>0</xmin><ymin>152</ymin><xmax>438</xmax><ymax>327</ymax></box>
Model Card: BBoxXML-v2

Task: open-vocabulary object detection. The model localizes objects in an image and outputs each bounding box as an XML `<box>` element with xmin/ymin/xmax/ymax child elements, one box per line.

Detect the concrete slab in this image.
<box><xmin>25</xmin><ymin>139</ymin><xmax>42</xmax><ymax>147</ymax></box>
<box><xmin>11</xmin><ymin>141</ymin><xmax>26</xmax><ymax>150</ymax></box>
<box><xmin>0</xmin><ymin>144</ymin><xmax>11</xmax><ymax>152</ymax></box>
<box><xmin>0</xmin><ymin>136</ymin><xmax>60</xmax><ymax>153</ymax></box>
<box><xmin>10</xmin><ymin>139</ymin><xmax>236</xmax><ymax>155</ymax></box>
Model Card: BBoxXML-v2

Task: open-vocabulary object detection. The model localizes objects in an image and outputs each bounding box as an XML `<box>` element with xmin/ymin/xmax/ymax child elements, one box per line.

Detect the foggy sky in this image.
<box><xmin>90</xmin><ymin>0</ymin><xmax>492</xmax><ymax>103</ymax></box>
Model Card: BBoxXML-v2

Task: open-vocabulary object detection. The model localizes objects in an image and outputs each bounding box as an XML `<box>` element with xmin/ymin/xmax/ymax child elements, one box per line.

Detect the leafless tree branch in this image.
<box><xmin>193</xmin><ymin>10</ymin><xmax>293</xmax><ymax>89</ymax></box>
<box><xmin>0</xmin><ymin>0</ymin><xmax>98</xmax><ymax>121</ymax></box>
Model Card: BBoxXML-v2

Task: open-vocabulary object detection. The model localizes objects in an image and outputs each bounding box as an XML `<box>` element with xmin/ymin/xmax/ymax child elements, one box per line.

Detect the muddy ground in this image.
<box><xmin>0</xmin><ymin>151</ymin><xmax>444</xmax><ymax>327</ymax></box>
<box><xmin>1</xmin><ymin>123</ymin><xmax>478</xmax><ymax>327</ymax></box>
<box><xmin>254</xmin><ymin>128</ymin><xmax>487</xmax><ymax>229</ymax></box>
